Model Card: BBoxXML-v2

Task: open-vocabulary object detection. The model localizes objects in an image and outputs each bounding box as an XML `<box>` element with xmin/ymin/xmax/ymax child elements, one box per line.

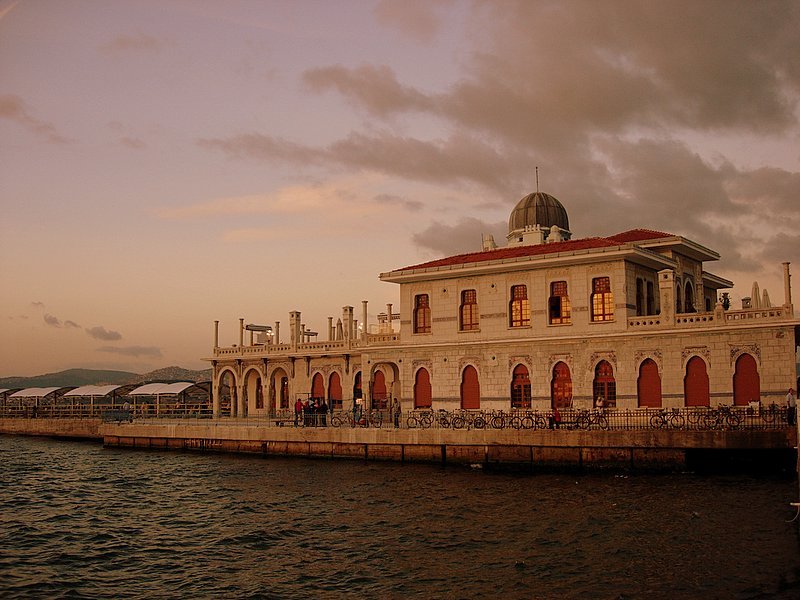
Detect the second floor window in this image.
<box><xmin>460</xmin><ymin>289</ymin><xmax>479</xmax><ymax>331</ymax></box>
<box><xmin>414</xmin><ymin>294</ymin><xmax>431</xmax><ymax>333</ymax></box>
<box><xmin>548</xmin><ymin>281</ymin><xmax>571</xmax><ymax>324</ymax></box>
<box><xmin>591</xmin><ymin>277</ymin><xmax>614</xmax><ymax>322</ymax></box>
<box><xmin>509</xmin><ymin>285</ymin><xmax>530</xmax><ymax>327</ymax></box>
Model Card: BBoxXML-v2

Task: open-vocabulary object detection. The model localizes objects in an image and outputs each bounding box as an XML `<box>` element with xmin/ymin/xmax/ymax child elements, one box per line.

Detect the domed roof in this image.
<box><xmin>508</xmin><ymin>191</ymin><xmax>569</xmax><ymax>233</ymax></box>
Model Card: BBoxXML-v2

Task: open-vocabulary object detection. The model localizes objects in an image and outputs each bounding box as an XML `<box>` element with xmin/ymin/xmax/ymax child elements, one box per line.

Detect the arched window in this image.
<box><xmin>511</xmin><ymin>364</ymin><xmax>531</xmax><ymax>408</ymax></box>
<box><xmin>255</xmin><ymin>377</ymin><xmax>263</xmax><ymax>409</ymax></box>
<box><xmin>353</xmin><ymin>372</ymin><xmax>362</xmax><ymax>401</ymax></box>
<box><xmin>646</xmin><ymin>281</ymin><xmax>655</xmax><ymax>315</ymax></box>
<box><xmin>684</xmin><ymin>356</ymin><xmax>710</xmax><ymax>407</ymax></box>
<box><xmin>461</xmin><ymin>365</ymin><xmax>480</xmax><ymax>409</ymax></box>
<box><xmin>733</xmin><ymin>353</ymin><xmax>760</xmax><ymax>406</ymax></box>
<box><xmin>270</xmin><ymin>367</ymin><xmax>289</xmax><ymax>410</ymax></box>
<box><xmin>459</xmin><ymin>289</ymin><xmax>479</xmax><ymax>331</ymax></box>
<box><xmin>551</xmin><ymin>362</ymin><xmax>572</xmax><ymax>409</ymax></box>
<box><xmin>372</xmin><ymin>370</ymin><xmax>388</xmax><ymax>409</ymax></box>
<box><xmin>311</xmin><ymin>372</ymin><xmax>324</xmax><ymax>400</ymax></box>
<box><xmin>414</xmin><ymin>368</ymin><xmax>432</xmax><ymax>409</ymax></box>
<box><xmin>328</xmin><ymin>372</ymin><xmax>343</xmax><ymax>409</ymax></box>
<box><xmin>685</xmin><ymin>281</ymin><xmax>695</xmax><ymax>313</ymax></box>
<box><xmin>549</xmin><ymin>281</ymin><xmax>571</xmax><ymax>324</ymax></box>
<box><xmin>218</xmin><ymin>370</ymin><xmax>235</xmax><ymax>417</ymax></box>
<box><xmin>591</xmin><ymin>277</ymin><xmax>614</xmax><ymax>322</ymax></box>
<box><xmin>637</xmin><ymin>359</ymin><xmax>661</xmax><ymax>408</ymax></box>
<box><xmin>413</xmin><ymin>294</ymin><xmax>431</xmax><ymax>334</ymax></box>
<box><xmin>593</xmin><ymin>360</ymin><xmax>616</xmax><ymax>407</ymax></box>
<box><xmin>676</xmin><ymin>282</ymin><xmax>683</xmax><ymax>313</ymax></box>
<box><xmin>509</xmin><ymin>285</ymin><xmax>530</xmax><ymax>327</ymax></box>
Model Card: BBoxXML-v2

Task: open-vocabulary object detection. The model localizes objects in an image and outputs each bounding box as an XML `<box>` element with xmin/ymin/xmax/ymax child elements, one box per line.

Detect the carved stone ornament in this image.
<box><xmin>729</xmin><ymin>343</ymin><xmax>760</xmax><ymax>365</ymax></box>
<box><xmin>588</xmin><ymin>351</ymin><xmax>617</xmax><ymax>372</ymax></box>
<box><xmin>459</xmin><ymin>356</ymin><xmax>481</xmax><ymax>372</ymax></box>
<box><xmin>634</xmin><ymin>350</ymin><xmax>662</xmax><ymax>367</ymax></box>
<box><xmin>508</xmin><ymin>355</ymin><xmax>533</xmax><ymax>370</ymax></box>
<box><xmin>681</xmin><ymin>346</ymin><xmax>710</xmax><ymax>366</ymax></box>
<box><xmin>412</xmin><ymin>359</ymin><xmax>432</xmax><ymax>372</ymax></box>
<box><xmin>548</xmin><ymin>354</ymin><xmax>572</xmax><ymax>371</ymax></box>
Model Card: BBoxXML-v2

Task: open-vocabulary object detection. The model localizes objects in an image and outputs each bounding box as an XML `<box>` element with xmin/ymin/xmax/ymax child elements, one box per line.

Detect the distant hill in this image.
<box><xmin>0</xmin><ymin>366</ymin><xmax>212</xmax><ymax>389</ymax></box>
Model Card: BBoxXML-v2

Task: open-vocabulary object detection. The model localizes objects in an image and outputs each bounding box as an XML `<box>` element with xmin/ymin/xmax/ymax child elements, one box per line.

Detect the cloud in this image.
<box><xmin>373</xmin><ymin>193</ymin><xmax>423</xmax><ymax>212</ymax></box>
<box><xmin>43</xmin><ymin>314</ymin><xmax>62</xmax><ymax>327</ymax></box>
<box><xmin>86</xmin><ymin>326</ymin><xmax>123</xmax><ymax>341</ymax></box>
<box><xmin>0</xmin><ymin>95</ymin><xmax>69</xmax><ymax>143</ymax></box>
<box><xmin>101</xmin><ymin>33</ymin><xmax>165</xmax><ymax>53</ymax></box>
<box><xmin>412</xmin><ymin>218</ymin><xmax>506</xmax><ymax>257</ymax></box>
<box><xmin>43</xmin><ymin>313</ymin><xmax>81</xmax><ymax>329</ymax></box>
<box><xmin>30</xmin><ymin>301</ymin><xmax>45</xmax><ymax>310</ymax></box>
<box><xmin>374</xmin><ymin>0</ymin><xmax>450</xmax><ymax>43</ymax></box>
<box><xmin>98</xmin><ymin>346</ymin><xmax>162</xmax><ymax>358</ymax></box>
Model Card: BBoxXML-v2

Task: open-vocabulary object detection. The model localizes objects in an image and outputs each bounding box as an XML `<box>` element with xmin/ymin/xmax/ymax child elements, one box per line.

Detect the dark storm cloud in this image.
<box><xmin>98</xmin><ymin>346</ymin><xmax>162</xmax><ymax>358</ymax></box>
<box><xmin>0</xmin><ymin>95</ymin><xmax>69</xmax><ymax>144</ymax></box>
<box><xmin>412</xmin><ymin>218</ymin><xmax>506</xmax><ymax>257</ymax></box>
<box><xmin>86</xmin><ymin>326</ymin><xmax>123</xmax><ymax>341</ymax></box>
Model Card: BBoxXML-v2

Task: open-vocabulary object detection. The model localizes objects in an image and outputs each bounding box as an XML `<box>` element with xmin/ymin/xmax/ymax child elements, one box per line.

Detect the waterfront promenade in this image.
<box><xmin>1</xmin><ymin>406</ymin><xmax>796</xmax><ymax>471</ymax></box>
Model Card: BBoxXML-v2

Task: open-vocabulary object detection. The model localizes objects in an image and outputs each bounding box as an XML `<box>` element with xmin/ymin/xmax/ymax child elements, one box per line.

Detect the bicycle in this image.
<box><xmin>703</xmin><ymin>405</ymin><xmax>741</xmax><ymax>430</ymax></box>
<box><xmin>406</xmin><ymin>410</ymin><xmax>434</xmax><ymax>429</ymax></box>
<box><xmin>451</xmin><ymin>410</ymin><xmax>487</xmax><ymax>430</ymax></box>
<box><xmin>575</xmin><ymin>409</ymin><xmax>609</xmax><ymax>430</ymax></box>
<box><xmin>649</xmin><ymin>408</ymin><xmax>685</xmax><ymax>429</ymax></box>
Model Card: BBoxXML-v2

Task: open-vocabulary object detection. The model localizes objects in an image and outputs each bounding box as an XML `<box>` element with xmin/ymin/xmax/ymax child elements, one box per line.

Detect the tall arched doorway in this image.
<box><xmin>684</xmin><ymin>356</ymin><xmax>710</xmax><ymax>407</ymax></box>
<box><xmin>218</xmin><ymin>370</ymin><xmax>235</xmax><ymax>417</ymax></box>
<box><xmin>733</xmin><ymin>353</ymin><xmax>760</xmax><ymax>406</ymax></box>
<box><xmin>311</xmin><ymin>372</ymin><xmax>324</xmax><ymax>401</ymax></box>
<box><xmin>414</xmin><ymin>368</ymin><xmax>432</xmax><ymax>409</ymax></box>
<box><xmin>461</xmin><ymin>365</ymin><xmax>480</xmax><ymax>409</ymax></box>
<box><xmin>270</xmin><ymin>368</ymin><xmax>289</xmax><ymax>412</ymax></box>
<box><xmin>637</xmin><ymin>359</ymin><xmax>661</xmax><ymax>408</ymax></box>
<box><xmin>551</xmin><ymin>362</ymin><xmax>572</xmax><ymax>409</ymax></box>
<box><xmin>353</xmin><ymin>372</ymin><xmax>362</xmax><ymax>404</ymax></box>
<box><xmin>328</xmin><ymin>371</ymin><xmax>343</xmax><ymax>409</ymax></box>
<box><xmin>511</xmin><ymin>364</ymin><xmax>531</xmax><ymax>409</ymax></box>
<box><xmin>372</xmin><ymin>370</ymin><xmax>387</xmax><ymax>409</ymax></box>
<box><xmin>593</xmin><ymin>360</ymin><xmax>616</xmax><ymax>407</ymax></box>
<box><xmin>243</xmin><ymin>369</ymin><xmax>263</xmax><ymax>415</ymax></box>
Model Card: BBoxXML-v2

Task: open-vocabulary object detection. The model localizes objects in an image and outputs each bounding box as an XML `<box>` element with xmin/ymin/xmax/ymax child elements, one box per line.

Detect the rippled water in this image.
<box><xmin>1</xmin><ymin>435</ymin><xmax>799</xmax><ymax>599</ymax></box>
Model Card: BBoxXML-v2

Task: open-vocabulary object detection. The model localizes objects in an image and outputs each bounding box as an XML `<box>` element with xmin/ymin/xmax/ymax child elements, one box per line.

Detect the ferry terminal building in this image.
<box><xmin>208</xmin><ymin>191</ymin><xmax>799</xmax><ymax>418</ymax></box>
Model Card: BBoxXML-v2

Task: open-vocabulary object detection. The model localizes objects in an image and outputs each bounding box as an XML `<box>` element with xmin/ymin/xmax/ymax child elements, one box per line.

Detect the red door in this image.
<box><xmin>461</xmin><ymin>365</ymin><xmax>480</xmax><ymax>409</ymax></box>
<box><xmin>551</xmin><ymin>362</ymin><xmax>572</xmax><ymax>409</ymax></box>
<box><xmin>637</xmin><ymin>359</ymin><xmax>662</xmax><ymax>408</ymax></box>
<box><xmin>684</xmin><ymin>357</ymin><xmax>710</xmax><ymax>407</ymax></box>
<box><xmin>733</xmin><ymin>354</ymin><xmax>760</xmax><ymax>406</ymax></box>
<box><xmin>372</xmin><ymin>370</ymin><xmax>387</xmax><ymax>409</ymax></box>
<box><xmin>311</xmin><ymin>373</ymin><xmax>324</xmax><ymax>400</ymax></box>
<box><xmin>414</xmin><ymin>368</ymin><xmax>432</xmax><ymax>409</ymax></box>
<box><xmin>328</xmin><ymin>372</ymin><xmax>343</xmax><ymax>409</ymax></box>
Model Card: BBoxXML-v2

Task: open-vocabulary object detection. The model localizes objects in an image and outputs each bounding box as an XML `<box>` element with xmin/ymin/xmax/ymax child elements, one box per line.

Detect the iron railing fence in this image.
<box><xmin>0</xmin><ymin>404</ymin><xmax>791</xmax><ymax>432</ymax></box>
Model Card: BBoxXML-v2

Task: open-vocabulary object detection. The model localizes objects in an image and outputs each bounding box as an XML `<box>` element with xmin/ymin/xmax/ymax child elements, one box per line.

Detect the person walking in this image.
<box><xmin>787</xmin><ymin>388</ymin><xmax>796</xmax><ymax>426</ymax></box>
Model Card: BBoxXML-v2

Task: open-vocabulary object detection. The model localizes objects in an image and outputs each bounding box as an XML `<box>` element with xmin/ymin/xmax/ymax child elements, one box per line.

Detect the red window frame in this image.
<box><xmin>509</xmin><ymin>285</ymin><xmax>530</xmax><ymax>327</ymax></box>
<box><xmin>548</xmin><ymin>281</ymin><xmax>571</xmax><ymax>324</ymax></box>
<box><xmin>591</xmin><ymin>277</ymin><xmax>614</xmax><ymax>322</ymax></box>
<box><xmin>414</xmin><ymin>294</ymin><xmax>431</xmax><ymax>334</ymax></box>
<box><xmin>460</xmin><ymin>289</ymin><xmax>479</xmax><ymax>331</ymax></box>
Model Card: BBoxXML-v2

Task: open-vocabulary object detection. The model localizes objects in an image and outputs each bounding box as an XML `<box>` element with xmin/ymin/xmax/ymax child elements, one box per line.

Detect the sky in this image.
<box><xmin>1</xmin><ymin>0</ymin><xmax>799</xmax><ymax>377</ymax></box>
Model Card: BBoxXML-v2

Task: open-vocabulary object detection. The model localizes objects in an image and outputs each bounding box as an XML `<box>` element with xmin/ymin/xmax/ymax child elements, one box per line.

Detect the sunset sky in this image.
<box><xmin>1</xmin><ymin>0</ymin><xmax>799</xmax><ymax>377</ymax></box>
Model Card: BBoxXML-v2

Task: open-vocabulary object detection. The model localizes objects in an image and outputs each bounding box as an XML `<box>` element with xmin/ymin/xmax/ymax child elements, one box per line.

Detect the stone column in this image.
<box><xmin>239</xmin><ymin>318</ymin><xmax>244</xmax><ymax>348</ymax></box>
<box><xmin>362</xmin><ymin>300</ymin><xmax>368</xmax><ymax>341</ymax></box>
<box><xmin>328</xmin><ymin>316</ymin><xmax>334</xmax><ymax>341</ymax></box>
<box><xmin>289</xmin><ymin>311</ymin><xmax>301</xmax><ymax>351</ymax></box>
<box><xmin>214</xmin><ymin>320</ymin><xmax>219</xmax><ymax>349</ymax></box>
<box><xmin>212</xmin><ymin>365</ymin><xmax>220</xmax><ymax>417</ymax></box>
<box><xmin>274</xmin><ymin>321</ymin><xmax>280</xmax><ymax>345</ymax></box>
<box><xmin>784</xmin><ymin>262</ymin><xmax>793</xmax><ymax>308</ymax></box>
<box><xmin>657</xmin><ymin>269</ymin><xmax>675</xmax><ymax>327</ymax></box>
<box><xmin>386</xmin><ymin>303</ymin><xmax>393</xmax><ymax>333</ymax></box>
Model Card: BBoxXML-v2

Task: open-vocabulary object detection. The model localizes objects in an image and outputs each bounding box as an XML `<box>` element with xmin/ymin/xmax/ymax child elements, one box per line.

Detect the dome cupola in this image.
<box><xmin>506</xmin><ymin>191</ymin><xmax>572</xmax><ymax>246</ymax></box>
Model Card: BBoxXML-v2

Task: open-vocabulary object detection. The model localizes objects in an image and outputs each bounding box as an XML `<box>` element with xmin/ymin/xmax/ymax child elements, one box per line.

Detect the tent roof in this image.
<box><xmin>10</xmin><ymin>387</ymin><xmax>63</xmax><ymax>398</ymax></box>
<box><xmin>127</xmin><ymin>382</ymin><xmax>195</xmax><ymax>396</ymax></box>
<box><xmin>63</xmin><ymin>385</ymin><xmax>123</xmax><ymax>397</ymax></box>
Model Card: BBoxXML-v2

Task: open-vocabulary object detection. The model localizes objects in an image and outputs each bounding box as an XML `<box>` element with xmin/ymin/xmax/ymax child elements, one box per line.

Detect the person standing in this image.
<box><xmin>294</xmin><ymin>398</ymin><xmax>303</xmax><ymax>427</ymax></box>
<box><xmin>595</xmin><ymin>395</ymin><xmax>605</xmax><ymax>414</ymax></box>
<box><xmin>392</xmin><ymin>398</ymin><xmax>401</xmax><ymax>428</ymax></box>
<box><xmin>787</xmin><ymin>388</ymin><xmax>796</xmax><ymax>426</ymax></box>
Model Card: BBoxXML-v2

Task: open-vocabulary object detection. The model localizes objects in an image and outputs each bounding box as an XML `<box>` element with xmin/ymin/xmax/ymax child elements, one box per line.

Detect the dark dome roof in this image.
<box><xmin>508</xmin><ymin>192</ymin><xmax>569</xmax><ymax>233</ymax></box>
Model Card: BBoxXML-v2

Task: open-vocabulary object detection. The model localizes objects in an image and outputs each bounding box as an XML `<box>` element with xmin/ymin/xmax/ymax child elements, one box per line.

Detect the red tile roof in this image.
<box><xmin>393</xmin><ymin>229</ymin><xmax>677</xmax><ymax>272</ymax></box>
